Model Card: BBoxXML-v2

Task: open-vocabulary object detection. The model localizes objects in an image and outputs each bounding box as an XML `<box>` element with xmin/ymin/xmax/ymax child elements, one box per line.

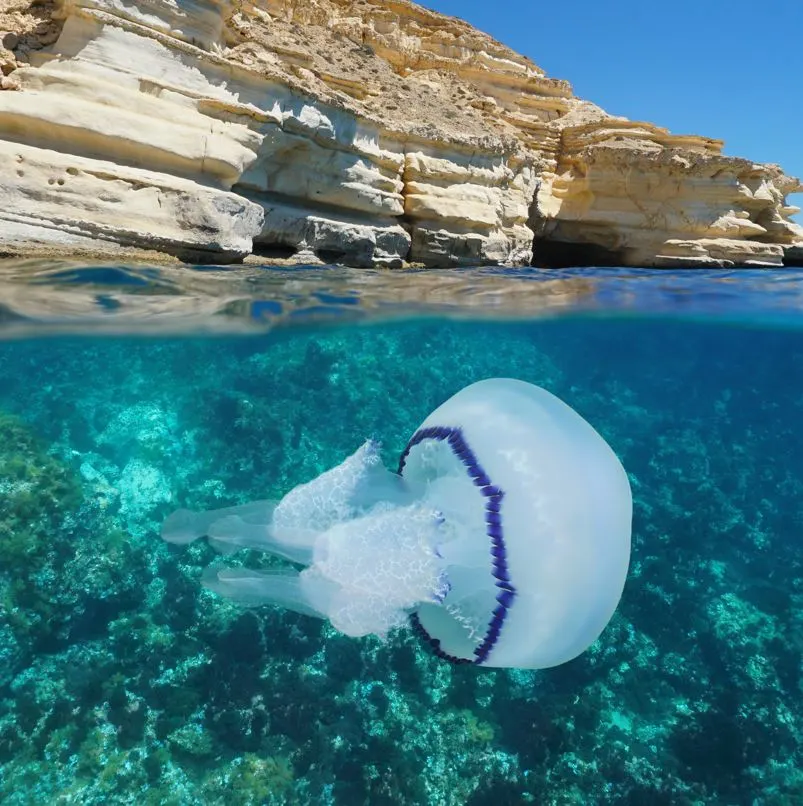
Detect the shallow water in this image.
<box><xmin>1</xmin><ymin>264</ymin><xmax>803</xmax><ymax>805</ymax></box>
<box><xmin>3</xmin><ymin>261</ymin><xmax>803</xmax><ymax>335</ymax></box>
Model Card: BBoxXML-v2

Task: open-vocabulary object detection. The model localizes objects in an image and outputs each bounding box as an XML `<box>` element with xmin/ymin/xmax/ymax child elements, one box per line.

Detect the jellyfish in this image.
<box><xmin>162</xmin><ymin>379</ymin><xmax>632</xmax><ymax>669</ymax></box>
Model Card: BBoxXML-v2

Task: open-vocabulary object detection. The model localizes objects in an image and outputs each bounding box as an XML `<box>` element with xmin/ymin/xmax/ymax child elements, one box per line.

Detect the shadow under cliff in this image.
<box><xmin>531</xmin><ymin>238</ymin><xmax>628</xmax><ymax>269</ymax></box>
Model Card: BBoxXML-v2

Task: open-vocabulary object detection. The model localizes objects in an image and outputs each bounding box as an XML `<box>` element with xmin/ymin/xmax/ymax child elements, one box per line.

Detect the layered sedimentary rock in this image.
<box><xmin>532</xmin><ymin>119</ymin><xmax>803</xmax><ymax>267</ymax></box>
<box><xmin>0</xmin><ymin>0</ymin><xmax>801</xmax><ymax>266</ymax></box>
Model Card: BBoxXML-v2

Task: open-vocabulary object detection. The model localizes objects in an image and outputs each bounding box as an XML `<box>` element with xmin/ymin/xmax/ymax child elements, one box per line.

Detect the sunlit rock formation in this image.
<box><xmin>0</xmin><ymin>0</ymin><xmax>800</xmax><ymax>266</ymax></box>
<box><xmin>532</xmin><ymin>119</ymin><xmax>803</xmax><ymax>267</ymax></box>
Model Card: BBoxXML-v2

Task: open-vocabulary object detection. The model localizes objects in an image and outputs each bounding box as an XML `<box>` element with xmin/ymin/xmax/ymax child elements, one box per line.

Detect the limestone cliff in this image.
<box><xmin>0</xmin><ymin>0</ymin><xmax>801</xmax><ymax>267</ymax></box>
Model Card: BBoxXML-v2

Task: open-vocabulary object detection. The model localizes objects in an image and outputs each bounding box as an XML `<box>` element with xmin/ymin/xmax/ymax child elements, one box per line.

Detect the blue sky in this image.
<box><xmin>424</xmin><ymin>0</ymin><xmax>802</xmax><ymax>223</ymax></box>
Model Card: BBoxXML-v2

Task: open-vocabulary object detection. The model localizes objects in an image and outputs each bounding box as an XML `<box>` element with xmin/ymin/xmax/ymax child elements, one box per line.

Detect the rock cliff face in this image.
<box><xmin>1</xmin><ymin>0</ymin><xmax>801</xmax><ymax>267</ymax></box>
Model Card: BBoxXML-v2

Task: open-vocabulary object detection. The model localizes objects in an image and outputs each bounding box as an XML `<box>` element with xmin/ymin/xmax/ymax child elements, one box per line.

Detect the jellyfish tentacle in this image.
<box><xmin>201</xmin><ymin>566</ymin><xmax>338</xmax><ymax>618</ymax></box>
<box><xmin>161</xmin><ymin>500</ymin><xmax>276</xmax><ymax>545</ymax></box>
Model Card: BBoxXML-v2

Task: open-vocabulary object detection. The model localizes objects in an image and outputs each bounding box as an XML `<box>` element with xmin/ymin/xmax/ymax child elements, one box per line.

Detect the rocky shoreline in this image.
<box><xmin>1</xmin><ymin>0</ymin><xmax>801</xmax><ymax>268</ymax></box>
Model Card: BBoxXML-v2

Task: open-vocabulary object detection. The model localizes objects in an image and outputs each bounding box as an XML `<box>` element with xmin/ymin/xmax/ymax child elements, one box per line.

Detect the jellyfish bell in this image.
<box><xmin>162</xmin><ymin>379</ymin><xmax>632</xmax><ymax>670</ymax></box>
<box><xmin>399</xmin><ymin>378</ymin><xmax>632</xmax><ymax>668</ymax></box>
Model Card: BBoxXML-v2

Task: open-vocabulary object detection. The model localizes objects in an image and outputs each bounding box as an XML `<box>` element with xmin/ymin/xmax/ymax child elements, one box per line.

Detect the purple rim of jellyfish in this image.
<box><xmin>398</xmin><ymin>426</ymin><xmax>516</xmax><ymax>665</ymax></box>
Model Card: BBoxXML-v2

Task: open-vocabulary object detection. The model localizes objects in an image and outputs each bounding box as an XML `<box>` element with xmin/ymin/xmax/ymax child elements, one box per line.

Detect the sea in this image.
<box><xmin>1</xmin><ymin>261</ymin><xmax>802</xmax><ymax>806</ymax></box>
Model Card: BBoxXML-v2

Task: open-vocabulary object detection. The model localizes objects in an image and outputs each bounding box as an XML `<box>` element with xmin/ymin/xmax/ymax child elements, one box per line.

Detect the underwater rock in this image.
<box><xmin>119</xmin><ymin>460</ymin><xmax>172</xmax><ymax>537</ymax></box>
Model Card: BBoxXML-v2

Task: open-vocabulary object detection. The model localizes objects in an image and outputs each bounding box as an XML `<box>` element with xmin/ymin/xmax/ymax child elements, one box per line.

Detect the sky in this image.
<box><xmin>423</xmin><ymin>0</ymin><xmax>802</xmax><ymax>223</ymax></box>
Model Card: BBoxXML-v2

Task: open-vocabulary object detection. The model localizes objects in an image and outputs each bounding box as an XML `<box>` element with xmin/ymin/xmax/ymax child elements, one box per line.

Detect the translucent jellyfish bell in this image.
<box><xmin>162</xmin><ymin>379</ymin><xmax>632</xmax><ymax>669</ymax></box>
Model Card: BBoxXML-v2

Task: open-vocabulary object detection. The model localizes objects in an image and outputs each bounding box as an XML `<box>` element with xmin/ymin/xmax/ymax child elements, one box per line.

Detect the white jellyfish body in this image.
<box><xmin>162</xmin><ymin>379</ymin><xmax>632</xmax><ymax>670</ymax></box>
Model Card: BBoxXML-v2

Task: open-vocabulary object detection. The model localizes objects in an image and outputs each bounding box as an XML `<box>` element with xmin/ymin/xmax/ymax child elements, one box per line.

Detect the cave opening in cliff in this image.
<box><xmin>531</xmin><ymin>238</ymin><xmax>628</xmax><ymax>269</ymax></box>
<box><xmin>251</xmin><ymin>243</ymin><xmax>298</xmax><ymax>260</ymax></box>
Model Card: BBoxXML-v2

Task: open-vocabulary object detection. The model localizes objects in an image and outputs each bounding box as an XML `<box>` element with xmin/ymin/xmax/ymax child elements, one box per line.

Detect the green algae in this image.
<box><xmin>205</xmin><ymin>753</ymin><xmax>295</xmax><ymax>806</ymax></box>
<box><xmin>0</xmin><ymin>412</ymin><xmax>82</xmax><ymax>562</ymax></box>
<box><xmin>0</xmin><ymin>413</ymin><xmax>83</xmax><ymax>642</ymax></box>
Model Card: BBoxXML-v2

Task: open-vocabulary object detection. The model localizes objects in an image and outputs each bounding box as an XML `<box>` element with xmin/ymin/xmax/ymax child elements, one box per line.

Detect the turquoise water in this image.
<box><xmin>1</xmin><ymin>265</ymin><xmax>803</xmax><ymax>804</ymax></box>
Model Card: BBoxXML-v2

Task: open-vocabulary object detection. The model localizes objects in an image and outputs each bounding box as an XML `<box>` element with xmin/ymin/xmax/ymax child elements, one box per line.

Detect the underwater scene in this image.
<box><xmin>1</xmin><ymin>265</ymin><xmax>803</xmax><ymax>805</ymax></box>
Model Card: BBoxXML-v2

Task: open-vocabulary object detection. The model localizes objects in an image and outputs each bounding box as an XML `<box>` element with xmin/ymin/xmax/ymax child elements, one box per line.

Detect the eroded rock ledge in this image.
<box><xmin>1</xmin><ymin>0</ymin><xmax>801</xmax><ymax>267</ymax></box>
